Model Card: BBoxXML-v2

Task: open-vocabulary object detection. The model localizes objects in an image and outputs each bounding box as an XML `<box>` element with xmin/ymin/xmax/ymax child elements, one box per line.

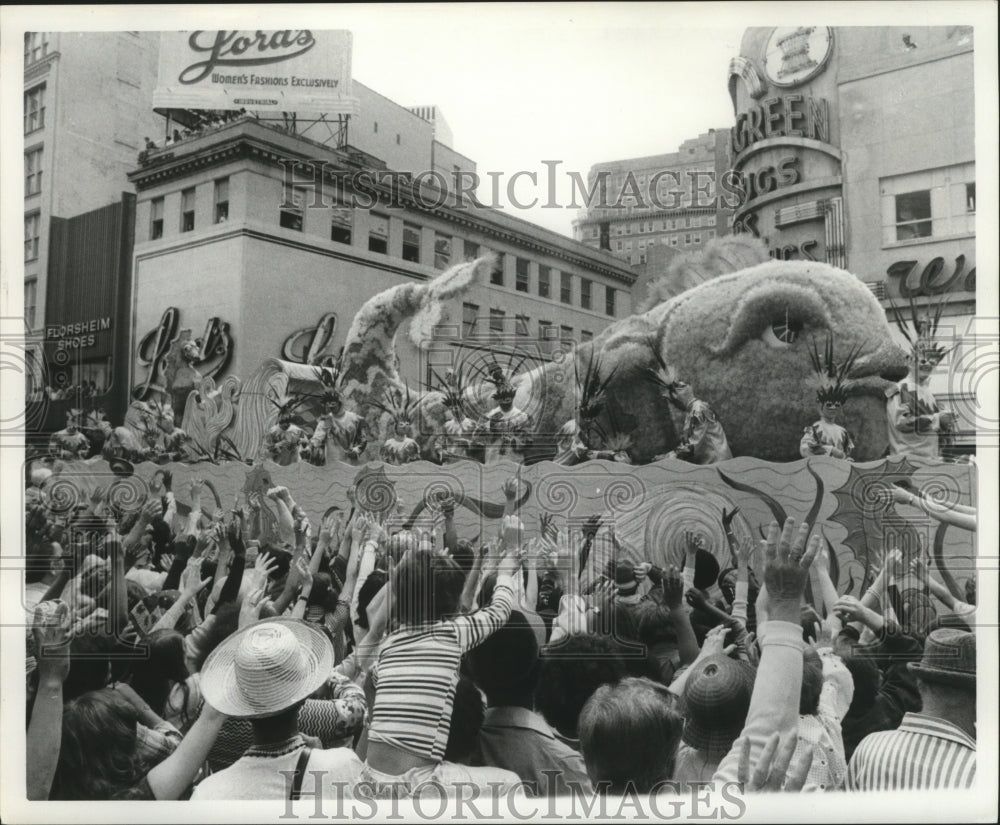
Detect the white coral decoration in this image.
<box><xmin>408</xmin><ymin>256</ymin><xmax>493</xmax><ymax>349</ymax></box>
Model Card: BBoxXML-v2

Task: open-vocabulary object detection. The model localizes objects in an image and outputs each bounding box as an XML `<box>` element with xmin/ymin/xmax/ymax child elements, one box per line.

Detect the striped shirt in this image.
<box><xmin>846</xmin><ymin>712</ymin><xmax>976</xmax><ymax>790</ymax></box>
<box><xmin>367</xmin><ymin>575</ymin><xmax>515</xmax><ymax>761</ymax></box>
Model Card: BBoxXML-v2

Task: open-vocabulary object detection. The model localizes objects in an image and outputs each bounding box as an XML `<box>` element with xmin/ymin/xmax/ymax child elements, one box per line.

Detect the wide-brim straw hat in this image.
<box><xmin>200</xmin><ymin>618</ymin><xmax>334</xmax><ymax>718</ymax></box>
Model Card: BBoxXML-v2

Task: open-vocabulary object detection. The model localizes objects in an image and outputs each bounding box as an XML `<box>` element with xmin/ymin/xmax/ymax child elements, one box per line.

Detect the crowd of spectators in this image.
<box><xmin>23</xmin><ymin>463</ymin><xmax>977</xmax><ymax>805</ymax></box>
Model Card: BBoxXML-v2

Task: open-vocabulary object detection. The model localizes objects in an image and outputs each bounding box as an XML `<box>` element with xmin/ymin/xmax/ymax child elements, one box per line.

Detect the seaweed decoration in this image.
<box><xmin>717</xmin><ymin>469</ymin><xmax>788</xmax><ymax>526</ymax></box>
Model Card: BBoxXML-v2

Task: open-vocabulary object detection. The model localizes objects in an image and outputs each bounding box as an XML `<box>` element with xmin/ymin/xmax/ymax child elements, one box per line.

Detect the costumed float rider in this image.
<box><xmin>471</xmin><ymin>365</ymin><xmax>532</xmax><ymax>464</ymax></box>
<box><xmin>308</xmin><ymin>387</ymin><xmax>367</xmax><ymax>466</ymax></box>
<box><xmin>433</xmin><ymin>368</ymin><xmax>476</xmax><ymax>463</ymax></box>
<box><xmin>264</xmin><ymin>395</ymin><xmax>310</xmax><ymax>466</ymax></box>
<box><xmin>48</xmin><ymin>409</ymin><xmax>91</xmax><ymax>460</ymax></box>
<box><xmin>800</xmin><ymin>333</ymin><xmax>859</xmax><ymax>461</ymax></box>
<box><xmin>648</xmin><ymin>363</ymin><xmax>732</xmax><ymax>464</ymax></box>
<box><xmin>885</xmin><ymin>297</ymin><xmax>957</xmax><ymax>460</ymax></box>
<box><xmin>374</xmin><ymin>386</ymin><xmax>422</xmax><ymax>466</ymax></box>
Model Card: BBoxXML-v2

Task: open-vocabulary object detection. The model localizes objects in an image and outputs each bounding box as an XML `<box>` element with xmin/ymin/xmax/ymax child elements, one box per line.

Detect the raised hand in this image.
<box><xmin>538</xmin><ymin>512</ymin><xmax>557</xmax><ymax>542</ymax></box>
<box><xmin>582</xmin><ymin>514</ymin><xmax>602</xmax><ymax>539</ymax></box>
<box><xmin>189</xmin><ymin>478</ymin><xmax>204</xmax><ymax>500</ymax></box>
<box><xmin>501</xmin><ymin>514</ymin><xmax>524</xmax><ymax>551</ymax></box>
<box><xmin>32</xmin><ymin>600</ymin><xmax>72</xmax><ymax>683</ymax></box>
<box><xmin>685</xmin><ymin>588</ymin><xmax>709</xmax><ymax>612</ymax></box>
<box><xmin>501</xmin><ymin>477</ymin><xmax>521</xmax><ymax>501</ymax></box>
<box><xmin>663</xmin><ymin>564</ymin><xmax>684</xmax><ymax>609</ymax></box>
<box><xmin>634</xmin><ymin>561</ymin><xmax>653</xmax><ymax>583</ymax></box>
<box><xmin>239</xmin><ymin>586</ymin><xmax>266</xmax><ymax>628</ymax></box>
<box><xmin>250</xmin><ymin>551</ymin><xmax>278</xmax><ymax>591</ymax></box>
<box><xmin>737</xmin><ymin>733</ymin><xmax>813</xmax><ymax>792</ymax></box>
<box><xmin>831</xmin><ymin>594</ymin><xmax>869</xmax><ymax>624</ymax></box>
<box><xmin>884</xmin><ymin>548</ymin><xmax>905</xmax><ymax>581</ymax></box>
<box><xmin>756</xmin><ymin>519</ymin><xmax>820</xmax><ymax>624</ymax></box>
<box><xmin>180</xmin><ymin>556</ymin><xmax>211</xmax><ymax>596</ymax></box>
<box><xmin>700</xmin><ymin>623</ymin><xmax>736</xmax><ymax>658</ymax></box>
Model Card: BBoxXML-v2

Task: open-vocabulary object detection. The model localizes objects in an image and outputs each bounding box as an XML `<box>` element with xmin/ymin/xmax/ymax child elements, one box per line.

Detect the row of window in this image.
<box><xmin>461</xmin><ymin>303</ymin><xmax>593</xmax><ymax>345</ymax></box>
<box><xmin>883</xmin><ymin>170</ymin><xmax>975</xmax><ymax>245</ymax></box>
<box><xmin>147</xmin><ymin>180</ymin><xmax>618</xmax><ymax>317</ymax></box>
<box><xmin>25</xmin><ymin>84</ymin><xmax>45</xmax><ymax>134</ymax></box>
<box><xmin>149</xmin><ymin>179</ymin><xmax>229</xmax><ymax>239</ymax></box>
<box><xmin>614</xmin><ymin>230</ymin><xmax>714</xmax><ymax>252</ymax></box>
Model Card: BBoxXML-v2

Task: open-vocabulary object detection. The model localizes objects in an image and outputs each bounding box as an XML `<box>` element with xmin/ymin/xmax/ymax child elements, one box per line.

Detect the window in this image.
<box><xmin>402</xmin><ymin>223</ymin><xmax>421</xmax><ymax>263</ymax></box>
<box><xmin>684</xmin><ymin>233</ymin><xmax>691</xmax><ymax>245</ymax></box>
<box><xmin>580</xmin><ymin>329</ymin><xmax>593</xmax><ymax>343</ymax></box>
<box><xmin>707</xmin><ymin>230</ymin><xmax>715</xmax><ymax>239</ymax></box>
<box><xmin>214</xmin><ymin>177</ymin><xmax>229</xmax><ymax>223</ymax></box>
<box><xmin>515</xmin><ymin>314</ymin><xmax>530</xmax><ymax>337</ymax></box>
<box><xmin>671</xmin><ymin>236</ymin><xmax>678</xmax><ymax>247</ymax></box>
<box><xmin>515</xmin><ymin>258</ymin><xmax>529</xmax><ymax>292</ymax></box>
<box><xmin>538</xmin><ymin>265</ymin><xmax>551</xmax><ymax>298</ymax></box>
<box><xmin>560</xmin><ymin>272</ymin><xmax>573</xmax><ymax>304</ymax></box>
<box><xmin>693</xmin><ymin>234</ymin><xmax>701</xmax><ymax>244</ymax></box>
<box><xmin>24</xmin><ymin>32</ymin><xmax>48</xmax><ymax>66</ymax></box>
<box><xmin>616</xmin><ymin>240</ymin><xmax>623</xmax><ymax>251</ymax></box>
<box><xmin>150</xmin><ymin>197</ymin><xmax>164</xmax><ymax>240</ymax></box>
<box><xmin>489</xmin><ymin>308</ymin><xmax>505</xmax><ymax>341</ymax></box>
<box><xmin>880</xmin><ymin>164</ymin><xmax>976</xmax><ymax>243</ymax></box>
<box><xmin>490</xmin><ymin>252</ymin><xmax>505</xmax><ymax>286</ymax></box>
<box><xmin>434</xmin><ymin>232</ymin><xmax>452</xmax><ymax>269</ymax></box>
<box><xmin>368</xmin><ymin>213</ymin><xmax>389</xmax><ymax>254</ymax></box>
<box><xmin>605</xmin><ymin>285</ymin><xmax>616</xmax><ymax>317</ymax></box>
<box><xmin>25</xmin><ymin>279</ymin><xmax>38</xmax><ymax>329</ymax></box>
<box><xmin>462</xmin><ymin>302</ymin><xmax>479</xmax><ymax>339</ymax></box>
<box><xmin>24</xmin><ymin>85</ymin><xmax>45</xmax><ymax>134</ymax></box>
<box><xmin>396</xmin><ymin>134</ymin><xmax>401</xmax><ymax>145</ymax></box>
<box><xmin>331</xmin><ymin>206</ymin><xmax>352</xmax><ymax>244</ymax></box>
<box><xmin>464</xmin><ymin>239</ymin><xmax>478</xmax><ymax>260</ymax></box>
<box><xmin>538</xmin><ymin>320</ymin><xmax>553</xmax><ymax>342</ymax></box>
<box><xmin>373</xmin><ymin>121</ymin><xmax>378</xmax><ymax>133</ymax></box>
<box><xmin>580</xmin><ymin>278</ymin><xmax>592</xmax><ymax>310</ymax></box>
<box><xmin>24</xmin><ymin>212</ymin><xmax>40</xmax><ymax>261</ymax></box>
<box><xmin>280</xmin><ymin>187</ymin><xmax>304</xmax><ymax>231</ymax></box>
<box><xmin>179</xmin><ymin>188</ymin><xmax>196</xmax><ymax>232</ymax></box>
<box><xmin>894</xmin><ymin>190</ymin><xmax>932</xmax><ymax>240</ymax></box>
<box><xmin>560</xmin><ymin>325</ymin><xmax>574</xmax><ymax>342</ymax></box>
<box><xmin>25</xmin><ymin>148</ymin><xmax>43</xmax><ymax>196</ymax></box>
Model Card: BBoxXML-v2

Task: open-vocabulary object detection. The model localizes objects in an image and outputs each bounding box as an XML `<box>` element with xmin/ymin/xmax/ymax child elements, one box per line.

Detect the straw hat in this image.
<box><xmin>681</xmin><ymin>654</ymin><xmax>755</xmax><ymax>754</ymax></box>
<box><xmin>200</xmin><ymin>618</ymin><xmax>334</xmax><ymax>718</ymax></box>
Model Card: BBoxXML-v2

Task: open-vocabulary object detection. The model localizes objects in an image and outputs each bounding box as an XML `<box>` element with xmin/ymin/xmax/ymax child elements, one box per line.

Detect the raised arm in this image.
<box><xmin>713</xmin><ymin>519</ymin><xmax>819</xmax><ymax>784</ymax></box>
<box><xmin>148</xmin><ymin>703</ymin><xmax>227</xmax><ymax>799</ymax></box>
<box><xmin>893</xmin><ymin>485</ymin><xmax>977</xmax><ymax>531</ymax></box>
<box><xmin>27</xmin><ymin>602</ymin><xmax>72</xmax><ymax>800</ymax></box>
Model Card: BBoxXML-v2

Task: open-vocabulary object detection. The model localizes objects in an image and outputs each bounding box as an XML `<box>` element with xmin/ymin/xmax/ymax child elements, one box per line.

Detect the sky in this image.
<box><xmin>333</xmin><ymin>4</ymin><xmax>744</xmax><ymax>236</ymax></box>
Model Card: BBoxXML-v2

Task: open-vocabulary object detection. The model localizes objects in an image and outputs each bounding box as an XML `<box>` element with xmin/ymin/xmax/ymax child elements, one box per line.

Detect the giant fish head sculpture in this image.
<box><xmin>505</xmin><ymin>257</ymin><xmax>910</xmax><ymax>463</ymax></box>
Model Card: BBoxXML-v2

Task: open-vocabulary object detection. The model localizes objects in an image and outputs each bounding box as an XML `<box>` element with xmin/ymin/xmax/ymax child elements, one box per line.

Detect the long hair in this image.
<box><xmin>51</xmin><ymin>690</ymin><xmax>148</xmax><ymax>800</ymax></box>
<box><xmin>129</xmin><ymin>629</ymin><xmax>191</xmax><ymax>726</ymax></box>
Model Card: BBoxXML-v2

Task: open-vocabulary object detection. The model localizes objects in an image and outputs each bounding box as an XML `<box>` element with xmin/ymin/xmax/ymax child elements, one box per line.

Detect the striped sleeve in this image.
<box><xmin>453</xmin><ymin>574</ymin><xmax>515</xmax><ymax>651</ymax></box>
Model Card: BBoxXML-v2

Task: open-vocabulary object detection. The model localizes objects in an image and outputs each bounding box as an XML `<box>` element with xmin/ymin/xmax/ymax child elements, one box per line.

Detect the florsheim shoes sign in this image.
<box><xmin>153</xmin><ymin>30</ymin><xmax>359</xmax><ymax>113</ymax></box>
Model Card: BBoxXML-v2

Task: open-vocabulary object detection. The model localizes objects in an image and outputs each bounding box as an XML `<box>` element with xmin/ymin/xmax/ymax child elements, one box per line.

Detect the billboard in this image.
<box><xmin>153</xmin><ymin>30</ymin><xmax>358</xmax><ymax>113</ymax></box>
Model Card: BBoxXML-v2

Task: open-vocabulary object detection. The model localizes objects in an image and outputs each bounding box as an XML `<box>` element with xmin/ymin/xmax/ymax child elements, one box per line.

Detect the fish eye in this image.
<box><xmin>762</xmin><ymin>312</ymin><xmax>804</xmax><ymax>348</ymax></box>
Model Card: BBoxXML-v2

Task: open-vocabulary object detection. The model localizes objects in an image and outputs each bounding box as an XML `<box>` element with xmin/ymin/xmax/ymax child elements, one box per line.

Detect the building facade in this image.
<box><xmin>126</xmin><ymin>117</ymin><xmax>634</xmax><ymax>402</ymax></box>
<box><xmin>572</xmin><ymin>129</ymin><xmax>733</xmax><ymax>266</ymax></box>
<box><xmin>23</xmin><ymin>31</ymin><xmax>162</xmax><ymax>338</ymax></box>
<box><xmin>727</xmin><ymin>25</ymin><xmax>976</xmax><ymax>451</ymax></box>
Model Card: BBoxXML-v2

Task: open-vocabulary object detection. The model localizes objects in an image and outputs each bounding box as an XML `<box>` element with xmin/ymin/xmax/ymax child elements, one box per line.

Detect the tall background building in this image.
<box><xmin>23</xmin><ymin>32</ymin><xmax>162</xmax><ymax>338</ymax></box>
<box><xmin>572</xmin><ymin>129</ymin><xmax>733</xmax><ymax>266</ymax></box>
<box><xmin>727</xmin><ymin>25</ymin><xmax>976</xmax><ymax>455</ymax></box>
